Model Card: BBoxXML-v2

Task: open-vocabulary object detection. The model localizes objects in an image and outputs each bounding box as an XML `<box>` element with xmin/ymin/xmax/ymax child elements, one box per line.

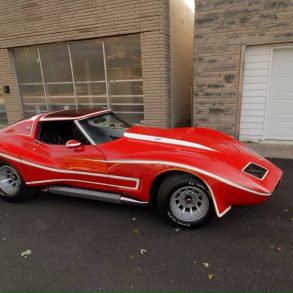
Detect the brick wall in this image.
<box><xmin>193</xmin><ymin>0</ymin><xmax>293</xmax><ymax>136</ymax></box>
<box><xmin>0</xmin><ymin>0</ymin><xmax>170</xmax><ymax>127</ymax></box>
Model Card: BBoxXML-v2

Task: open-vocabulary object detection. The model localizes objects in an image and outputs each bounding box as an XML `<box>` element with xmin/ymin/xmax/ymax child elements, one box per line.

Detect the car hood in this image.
<box><xmin>124</xmin><ymin>126</ymin><xmax>240</xmax><ymax>162</ymax></box>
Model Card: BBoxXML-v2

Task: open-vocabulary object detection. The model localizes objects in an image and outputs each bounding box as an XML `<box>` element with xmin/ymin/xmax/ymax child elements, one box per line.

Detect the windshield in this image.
<box><xmin>77</xmin><ymin>112</ymin><xmax>132</xmax><ymax>144</ymax></box>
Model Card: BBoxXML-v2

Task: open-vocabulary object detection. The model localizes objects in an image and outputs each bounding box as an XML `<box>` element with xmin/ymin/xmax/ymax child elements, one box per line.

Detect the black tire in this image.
<box><xmin>0</xmin><ymin>162</ymin><xmax>35</xmax><ymax>203</ymax></box>
<box><xmin>157</xmin><ymin>173</ymin><xmax>214</xmax><ymax>228</ymax></box>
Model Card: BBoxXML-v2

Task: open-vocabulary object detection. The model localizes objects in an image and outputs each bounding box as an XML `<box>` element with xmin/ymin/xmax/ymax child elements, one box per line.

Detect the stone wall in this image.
<box><xmin>193</xmin><ymin>0</ymin><xmax>293</xmax><ymax>136</ymax></box>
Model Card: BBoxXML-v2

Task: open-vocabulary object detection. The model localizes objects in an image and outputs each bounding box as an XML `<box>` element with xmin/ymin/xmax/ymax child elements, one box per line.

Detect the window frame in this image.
<box><xmin>11</xmin><ymin>35</ymin><xmax>144</xmax><ymax>124</ymax></box>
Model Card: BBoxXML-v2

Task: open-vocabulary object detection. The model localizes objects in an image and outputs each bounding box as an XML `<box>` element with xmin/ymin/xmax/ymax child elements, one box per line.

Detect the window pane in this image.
<box><xmin>13</xmin><ymin>47</ymin><xmax>42</xmax><ymax>83</ymax></box>
<box><xmin>116</xmin><ymin>112</ymin><xmax>144</xmax><ymax>124</ymax></box>
<box><xmin>0</xmin><ymin>104</ymin><xmax>7</xmax><ymax>124</ymax></box>
<box><xmin>75</xmin><ymin>82</ymin><xmax>106</xmax><ymax>96</ymax></box>
<box><xmin>19</xmin><ymin>85</ymin><xmax>44</xmax><ymax>98</ymax></box>
<box><xmin>23</xmin><ymin>104</ymin><xmax>48</xmax><ymax>118</ymax></box>
<box><xmin>110</xmin><ymin>81</ymin><xmax>142</xmax><ymax>96</ymax></box>
<box><xmin>105</xmin><ymin>35</ymin><xmax>142</xmax><ymax>80</ymax></box>
<box><xmin>78</xmin><ymin>104</ymin><xmax>108</xmax><ymax>110</ymax></box>
<box><xmin>77</xmin><ymin>96</ymin><xmax>108</xmax><ymax>106</ymax></box>
<box><xmin>46</xmin><ymin>83</ymin><xmax>75</xmax><ymax>109</ymax></box>
<box><xmin>70</xmin><ymin>40</ymin><xmax>105</xmax><ymax>81</ymax></box>
<box><xmin>110</xmin><ymin>96</ymin><xmax>143</xmax><ymax>104</ymax></box>
<box><xmin>111</xmin><ymin>105</ymin><xmax>144</xmax><ymax>112</ymax></box>
<box><xmin>22</xmin><ymin>96</ymin><xmax>47</xmax><ymax>105</ymax></box>
<box><xmin>50</xmin><ymin>104</ymin><xmax>76</xmax><ymax>111</ymax></box>
<box><xmin>46</xmin><ymin>84</ymin><xmax>74</xmax><ymax>96</ymax></box>
<box><xmin>40</xmin><ymin>43</ymin><xmax>72</xmax><ymax>82</ymax></box>
<box><xmin>47</xmin><ymin>97</ymin><xmax>76</xmax><ymax>109</ymax></box>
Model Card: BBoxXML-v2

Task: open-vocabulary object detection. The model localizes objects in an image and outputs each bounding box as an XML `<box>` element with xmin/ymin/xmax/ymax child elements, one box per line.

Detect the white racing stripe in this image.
<box><xmin>0</xmin><ymin>152</ymin><xmax>272</xmax><ymax>217</ymax></box>
<box><xmin>124</xmin><ymin>132</ymin><xmax>217</xmax><ymax>151</ymax></box>
<box><xmin>0</xmin><ymin>152</ymin><xmax>271</xmax><ymax>195</ymax></box>
<box><xmin>107</xmin><ymin>159</ymin><xmax>272</xmax><ymax>196</ymax></box>
<box><xmin>26</xmin><ymin>178</ymin><xmax>138</xmax><ymax>190</ymax></box>
<box><xmin>0</xmin><ymin>152</ymin><xmax>139</xmax><ymax>189</ymax></box>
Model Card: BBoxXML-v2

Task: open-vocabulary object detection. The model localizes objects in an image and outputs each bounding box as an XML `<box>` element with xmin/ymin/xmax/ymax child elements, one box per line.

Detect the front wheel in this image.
<box><xmin>157</xmin><ymin>174</ymin><xmax>214</xmax><ymax>228</ymax></box>
<box><xmin>0</xmin><ymin>163</ymin><xmax>35</xmax><ymax>203</ymax></box>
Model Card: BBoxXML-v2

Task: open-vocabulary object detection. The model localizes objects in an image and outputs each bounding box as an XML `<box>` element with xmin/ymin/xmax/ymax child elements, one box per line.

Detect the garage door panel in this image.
<box><xmin>244</xmin><ymin>76</ymin><xmax>269</xmax><ymax>83</ymax></box>
<box><xmin>243</xmin><ymin>83</ymin><xmax>268</xmax><ymax>90</ymax></box>
<box><xmin>240</xmin><ymin>116</ymin><xmax>265</xmax><ymax>123</ymax></box>
<box><xmin>271</xmin><ymin>48</ymin><xmax>293</xmax><ymax>72</ymax></box>
<box><xmin>244</xmin><ymin>69</ymin><xmax>270</xmax><ymax>77</ymax></box>
<box><xmin>245</xmin><ymin>54</ymin><xmax>271</xmax><ymax>63</ymax></box>
<box><xmin>271</xmin><ymin>76</ymin><xmax>293</xmax><ymax>93</ymax></box>
<box><xmin>240</xmin><ymin>45</ymin><xmax>293</xmax><ymax>141</ymax></box>
<box><xmin>245</xmin><ymin>62</ymin><xmax>270</xmax><ymax>70</ymax></box>
<box><xmin>271</xmin><ymin>100</ymin><xmax>293</xmax><ymax>115</ymax></box>
<box><xmin>242</xmin><ymin>89</ymin><xmax>267</xmax><ymax>97</ymax></box>
<box><xmin>266</xmin><ymin>120</ymin><xmax>293</xmax><ymax>139</ymax></box>
<box><xmin>265</xmin><ymin>48</ymin><xmax>293</xmax><ymax>140</ymax></box>
<box><xmin>241</xmin><ymin>109</ymin><xmax>265</xmax><ymax>116</ymax></box>
<box><xmin>242</xmin><ymin>103</ymin><xmax>266</xmax><ymax>110</ymax></box>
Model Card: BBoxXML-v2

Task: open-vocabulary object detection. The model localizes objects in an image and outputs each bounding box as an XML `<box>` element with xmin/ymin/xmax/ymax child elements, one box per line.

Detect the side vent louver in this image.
<box><xmin>243</xmin><ymin>163</ymin><xmax>268</xmax><ymax>180</ymax></box>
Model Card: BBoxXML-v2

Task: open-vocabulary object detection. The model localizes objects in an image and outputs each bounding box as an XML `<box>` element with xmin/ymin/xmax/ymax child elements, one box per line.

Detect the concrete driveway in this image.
<box><xmin>0</xmin><ymin>158</ymin><xmax>292</xmax><ymax>292</ymax></box>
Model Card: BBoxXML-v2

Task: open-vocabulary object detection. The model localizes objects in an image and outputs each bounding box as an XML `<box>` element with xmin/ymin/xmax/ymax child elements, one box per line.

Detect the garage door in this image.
<box><xmin>240</xmin><ymin>45</ymin><xmax>293</xmax><ymax>141</ymax></box>
<box><xmin>265</xmin><ymin>48</ymin><xmax>293</xmax><ymax>140</ymax></box>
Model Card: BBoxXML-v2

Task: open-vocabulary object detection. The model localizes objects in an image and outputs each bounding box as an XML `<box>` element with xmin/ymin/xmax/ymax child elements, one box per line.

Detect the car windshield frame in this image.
<box><xmin>75</xmin><ymin>112</ymin><xmax>133</xmax><ymax>145</ymax></box>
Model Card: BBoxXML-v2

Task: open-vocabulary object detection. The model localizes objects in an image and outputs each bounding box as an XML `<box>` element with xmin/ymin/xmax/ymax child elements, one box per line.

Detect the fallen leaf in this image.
<box><xmin>140</xmin><ymin>248</ymin><xmax>146</xmax><ymax>255</ymax></box>
<box><xmin>203</xmin><ymin>262</ymin><xmax>209</xmax><ymax>268</ymax></box>
<box><xmin>208</xmin><ymin>274</ymin><xmax>214</xmax><ymax>280</ymax></box>
<box><xmin>132</xmin><ymin>229</ymin><xmax>140</xmax><ymax>235</ymax></box>
<box><xmin>130</xmin><ymin>255</ymin><xmax>135</xmax><ymax>259</ymax></box>
<box><xmin>21</xmin><ymin>249</ymin><xmax>32</xmax><ymax>258</ymax></box>
<box><xmin>275</xmin><ymin>247</ymin><xmax>282</xmax><ymax>252</ymax></box>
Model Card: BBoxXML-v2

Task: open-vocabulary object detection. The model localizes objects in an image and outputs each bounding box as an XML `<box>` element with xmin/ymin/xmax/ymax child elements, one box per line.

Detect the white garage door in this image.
<box><xmin>240</xmin><ymin>45</ymin><xmax>293</xmax><ymax>141</ymax></box>
<box><xmin>265</xmin><ymin>48</ymin><xmax>293</xmax><ymax>140</ymax></box>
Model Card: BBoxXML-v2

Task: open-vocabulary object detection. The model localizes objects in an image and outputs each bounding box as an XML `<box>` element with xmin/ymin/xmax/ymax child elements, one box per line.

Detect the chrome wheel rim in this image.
<box><xmin>0</xmin><ymin>166</ymin><xmax>21</xmax><ymax>196</ymax></box>
<box><xmin>170</xmin><ymin>186</ymin><xmax>209</xmax><ymax>222</ymax></box>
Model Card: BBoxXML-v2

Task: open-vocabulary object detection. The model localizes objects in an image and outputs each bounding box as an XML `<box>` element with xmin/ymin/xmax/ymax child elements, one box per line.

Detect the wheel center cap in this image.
<box><xmin>185</xmin><ymin>196</ymin><xmax>193</xmax><ymax>205</ymax></box>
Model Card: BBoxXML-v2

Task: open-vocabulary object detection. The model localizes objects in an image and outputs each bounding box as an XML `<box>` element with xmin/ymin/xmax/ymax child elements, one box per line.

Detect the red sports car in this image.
<box><xmin>0</xmin><ymin>108</ymin><xmax>283</xmax><ymax>227</ymax></box>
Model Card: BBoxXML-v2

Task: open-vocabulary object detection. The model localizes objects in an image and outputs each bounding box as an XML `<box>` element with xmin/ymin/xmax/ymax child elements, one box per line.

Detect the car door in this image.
<box><xmin>19</xmin><ymin>120</ymin><xmax>116</xmax><ymax>191</ymax></box>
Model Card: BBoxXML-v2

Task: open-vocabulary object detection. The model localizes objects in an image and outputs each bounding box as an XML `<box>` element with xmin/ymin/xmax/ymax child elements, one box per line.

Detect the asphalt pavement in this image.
<box><xmin>0</xmin><ymin>158</ymin><xmax>292</xmax><ymax>292</ymax></box>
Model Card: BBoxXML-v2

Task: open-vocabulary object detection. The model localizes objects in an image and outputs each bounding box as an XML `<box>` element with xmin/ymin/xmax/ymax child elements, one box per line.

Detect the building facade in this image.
<box><xmin>193</xmin><ymin>0</ymin><xmax>293</xmax><ymax>141</ymax></box>
<box><xmin>0</xmin><ymin>0</ymin><xmax>194</xmax><ymax>128</ymax></box>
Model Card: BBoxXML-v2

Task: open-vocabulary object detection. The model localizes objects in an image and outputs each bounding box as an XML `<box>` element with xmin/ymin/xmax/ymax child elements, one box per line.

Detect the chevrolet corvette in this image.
<box><xmin>0</xmin><ymin>108</ymin><xmax>283</xmax><ymax>227</ymax></box>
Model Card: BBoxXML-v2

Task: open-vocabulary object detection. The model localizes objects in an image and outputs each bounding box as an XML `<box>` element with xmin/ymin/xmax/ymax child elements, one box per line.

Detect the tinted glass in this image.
<box><xmin>13</xmin><ymin>47</ymin><xmax>42</xmax><ymax>83</ymax></box>
<box><xmin>70</xmin><ymin>40</ymin><xmax>105</xmax><ymax>81</ymax></box>
<box><xmin>110</xmin><ymin>81</ymin><xmax>143</xmax><ymax>95</ymax></box>
<box><xmin>105</xmin><ymin>35</ymin><xmax>142</xmax><ymax>80</ymax></box>
<box><xmin>12</xmin><ymin>34</ymin><xmax>143</xmax><ymax>122</ymax></box>
<box><xmin>78</xmin><ymin>112</ymin><xmax>131</xmax><ymax>144</ymax></box>
<box><xmin>40</xmin><ymin>43</ymin><xmax>72</xmax><ymax>82</ymax></box>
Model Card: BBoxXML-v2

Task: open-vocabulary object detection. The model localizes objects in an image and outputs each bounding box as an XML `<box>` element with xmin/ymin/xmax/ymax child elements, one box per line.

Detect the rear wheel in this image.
<box><xmin>0</xmin><ymin>163</ymin><xmax>35</xmax><ymax>202</ymax></box>
<box><xmin>157</xmin><ymin>173</ymin><xmax>214</xmax><ymax>228</ymax></box>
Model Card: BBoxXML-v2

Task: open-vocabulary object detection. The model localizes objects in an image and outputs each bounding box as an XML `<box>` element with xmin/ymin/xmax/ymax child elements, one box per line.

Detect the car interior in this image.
<box><xmin>38</xmin><ymin>121</ymin><xmax>90</xmax><ymax>145</ymax></box>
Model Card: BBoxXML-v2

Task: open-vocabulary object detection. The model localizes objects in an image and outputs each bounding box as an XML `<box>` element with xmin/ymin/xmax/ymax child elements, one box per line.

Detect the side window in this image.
<box><xmin>38</xmin><ymin>121</ymin><xmax>90</xmax><ymax>145</ymax></box>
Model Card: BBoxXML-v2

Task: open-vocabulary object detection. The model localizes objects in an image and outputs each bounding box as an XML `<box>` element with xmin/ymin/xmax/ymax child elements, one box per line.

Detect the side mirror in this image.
<box><xmin>66</xmin><ymin>139</ymin><xmax>81</xmax><ymax>148</ymax></box>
